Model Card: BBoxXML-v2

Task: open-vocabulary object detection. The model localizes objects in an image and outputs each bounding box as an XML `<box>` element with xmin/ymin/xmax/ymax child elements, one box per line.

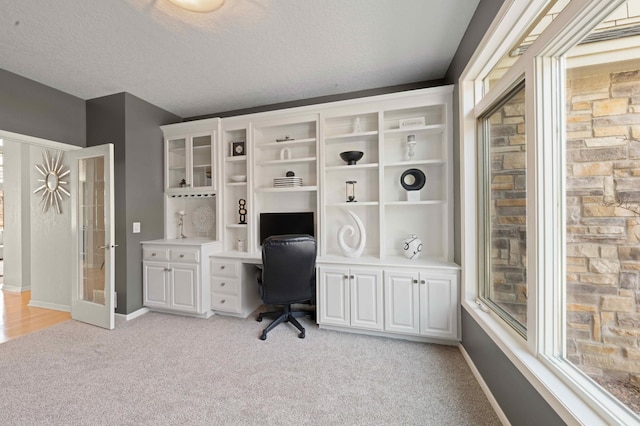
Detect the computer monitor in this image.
<box><xmin>259</xmin><ymin>212</ymin><xmax>314</xmax><ymax>245</ymax></box>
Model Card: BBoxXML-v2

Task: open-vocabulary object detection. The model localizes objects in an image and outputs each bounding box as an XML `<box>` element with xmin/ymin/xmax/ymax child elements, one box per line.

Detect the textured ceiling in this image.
<box><xmin>0</xmin><ymin>0</ymin><xmax>480</xmax><ymax>118</ymax></box>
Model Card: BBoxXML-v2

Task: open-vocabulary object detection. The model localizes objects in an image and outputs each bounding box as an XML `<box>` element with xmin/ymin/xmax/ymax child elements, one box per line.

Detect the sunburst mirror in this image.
<box><xmin>33</xmin><ymin>150</ymin><xmax>70</xmax><ymax>214</ymax></box>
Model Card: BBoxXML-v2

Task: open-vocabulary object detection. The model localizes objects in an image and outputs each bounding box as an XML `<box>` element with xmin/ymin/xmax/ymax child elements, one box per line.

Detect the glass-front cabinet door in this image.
<box><xmin>190</xmin><ymin>133</ymin><xmax>213</xmax><ymax>190</ymax></box>
<box><xmin>166</xmin><ymin>136</ymin><xmax>188</xmax><ymax>191</ymax></box>
<box><xmin>165</xmin><ymin>132</ymin><xmax>214</xmax><ymax>192</ymax></box>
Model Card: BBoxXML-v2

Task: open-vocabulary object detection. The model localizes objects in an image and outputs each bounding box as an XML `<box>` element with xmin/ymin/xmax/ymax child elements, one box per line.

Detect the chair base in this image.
<box><xmin>256</xmin><ymin>304</ymin><xmax>311</xmax><ymax>340</ymax></box>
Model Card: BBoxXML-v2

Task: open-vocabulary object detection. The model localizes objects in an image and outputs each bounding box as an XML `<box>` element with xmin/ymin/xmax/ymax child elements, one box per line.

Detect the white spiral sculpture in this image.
<box><xmin>337</xmin><ymin>210</ymin><xmax>366</xmax><ymax>258</ymax></box>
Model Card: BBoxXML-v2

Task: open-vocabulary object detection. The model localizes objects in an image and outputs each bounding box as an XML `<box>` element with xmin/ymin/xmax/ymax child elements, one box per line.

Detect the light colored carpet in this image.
<box><xmin>0</xmin><ymin>311</ymin><xmax>500</xmax><ymax>425</ymax></box>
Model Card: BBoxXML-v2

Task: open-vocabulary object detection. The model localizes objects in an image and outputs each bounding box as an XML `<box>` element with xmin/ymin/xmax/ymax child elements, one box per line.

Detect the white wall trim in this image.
<box><xmin>28</xmin><ymin>299</ymin><xmax>70</xmax><ymax>312</ymax></box>
<box><xmin>1</xmin><ymin>284</ymin><xmax>31</xmax><ymax>293</ymax></box>
<box><xmin>0</xmin><ymin>129</ymin><xmax>81</xmax><ymax>151</ymax></box>
<box><xmin>458</xmin><ymin>343</ymin><xmax>511</xmax><ymax>426</ymax></box>
<box><xmin>115</xmin><ymin>307</ymin><xmax>149</xmax><ymax>322</ymax></box>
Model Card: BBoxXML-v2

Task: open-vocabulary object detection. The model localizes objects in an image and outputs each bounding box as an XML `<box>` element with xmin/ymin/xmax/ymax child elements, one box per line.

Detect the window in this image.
<box><xmin>563</xmin><ymin>3</ymin><xmax>640</xmax><ymax>417</ymax></box>
<box><xmin>483</xmin><ymin>0</ymin><xmax>570</xmax><ymax>91</ymax></box>
<box><xmin>460</xmin><ymin>0</ymin><xmax>640</xmax><ymax>424</ymax></box>
<box><xmin>479</xmin><ymin>82</ymin><xmax>528</xmax><ymax>336</ymax></box>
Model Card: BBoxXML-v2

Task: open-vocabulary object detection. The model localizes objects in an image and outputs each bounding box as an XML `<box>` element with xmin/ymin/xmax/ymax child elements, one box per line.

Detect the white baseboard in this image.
<box><xmin>115</xmin><ymin>307</ymin><xmax>149</xmax><ymax>322</ymax></box>
<box><xmin>458</xmin><ymin>343</ymin><xmax>510</xmax><ymax>426</ymax></box>
<box><xmin>2</xmin><ymin>284</ymin><xmax>31</xmax><ymax>293</ymax></box>
<box><xmin>28</xmin><ymin>299</ymin><xmax>70</xmax><ymax>312</ymax></box>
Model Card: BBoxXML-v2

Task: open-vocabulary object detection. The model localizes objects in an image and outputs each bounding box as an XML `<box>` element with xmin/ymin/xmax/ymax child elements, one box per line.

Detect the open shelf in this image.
<box><xmin>255</xmin><ymin>186</ymin><xmax>318</xmax><ymax>193</ymax></box>
<box><xmin>256</xmin><ymin>157</ymin><xmax>317</xmax><ymax>166</ymax></box>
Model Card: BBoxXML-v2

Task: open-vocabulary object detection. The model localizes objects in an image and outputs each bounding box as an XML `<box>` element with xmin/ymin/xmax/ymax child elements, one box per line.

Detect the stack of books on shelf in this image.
<box><xmin>273</xmin><ymin>176</ymin><xmax>303</xmax><ymax>187</ymax></box>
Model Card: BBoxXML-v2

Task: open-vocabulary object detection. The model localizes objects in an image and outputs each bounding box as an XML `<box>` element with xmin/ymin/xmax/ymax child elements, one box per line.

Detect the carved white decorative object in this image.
<box><xmin>337</xmin><ymin>210</ymin><xmax>366</xmax><ymax>258</ymax></box>
<box><xmin>33</xmin><ymin>150</ymin><xmax>70</xmax><ymax>214</ymax></box>
<box><xmin>280</xmin><ymin>147</ymin><xmax>291</xmax><ymax>160</ymax></box>
<box><xmin>406</xmin><ymin>134</ymin><xmax>416</xmax><ymax>160</ymax></box>
<box><xmin>192</xmin><ymin>205</ymin><xmax>215</xmax><ymax>233</ymax></box>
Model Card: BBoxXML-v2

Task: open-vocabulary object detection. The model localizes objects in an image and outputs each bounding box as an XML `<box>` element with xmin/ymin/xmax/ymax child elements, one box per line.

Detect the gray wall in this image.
<box><xmin>445</xmin><ymin>0</ymin><xmax>563</xmax><ymax>424</ymax></box>
<box><xmin>123</xmin><ymin>93</ymin><xmax>180</xmax><ymax>313</ymax></box>
<box><xmin>0</xmin><ymin>68</ymin><xmax>86</xmax><ymax>147</ymax></box>
<box><xmin>186</xmin><ymin>80</ymin><xmax>445</xmax><ymax>121</ymax></box>
<box><xmin>86</xmin><ymin>93</ymin><xmax>179</xmax><ymax>314</ymax></box>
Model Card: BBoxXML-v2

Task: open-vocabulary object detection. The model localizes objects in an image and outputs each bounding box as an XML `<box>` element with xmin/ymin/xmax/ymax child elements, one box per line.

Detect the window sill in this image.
<box><xmin>461</xmin><ymin>300</ymin><xmax>635</xmax><ymax>426</ymax></box>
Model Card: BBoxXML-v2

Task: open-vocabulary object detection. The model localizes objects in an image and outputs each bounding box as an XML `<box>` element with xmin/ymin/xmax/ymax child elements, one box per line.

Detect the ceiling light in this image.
<box><xmin>167</xmin><ymin>0</ymin><xmax>225</xmax><ymax>12</ymax></box>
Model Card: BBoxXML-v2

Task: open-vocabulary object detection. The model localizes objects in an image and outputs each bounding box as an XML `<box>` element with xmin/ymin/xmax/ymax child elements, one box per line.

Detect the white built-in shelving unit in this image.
<box><xmin>145</xmin><ymin>87</ymin><xmax>460</xmax><ymax>340</ymax></box>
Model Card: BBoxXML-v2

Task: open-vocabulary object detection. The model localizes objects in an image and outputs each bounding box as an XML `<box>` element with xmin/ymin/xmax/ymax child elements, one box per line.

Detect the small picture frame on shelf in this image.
<box><xmin>231</xmin><ymin>141</ymin><xmax>245</xmax><ymax>156</ymax></box>
<box><xmin>399</xmin><ymin>117</ymin><xmax>425</xmax><ymax>129</ymax></box>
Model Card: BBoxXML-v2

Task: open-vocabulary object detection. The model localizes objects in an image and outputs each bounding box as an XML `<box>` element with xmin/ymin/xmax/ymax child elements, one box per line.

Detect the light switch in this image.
<box><xmin>133</xmin><ymin>222</ymin><xmax>141</xmax><ymax>233</ymax></box>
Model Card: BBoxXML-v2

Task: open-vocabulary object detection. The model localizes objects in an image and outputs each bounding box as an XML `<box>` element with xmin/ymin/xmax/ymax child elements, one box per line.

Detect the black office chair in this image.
<box><xmin>256</xmin><ymin>234</ymin><xmax>317</xmax><ymax>340</ymax></box>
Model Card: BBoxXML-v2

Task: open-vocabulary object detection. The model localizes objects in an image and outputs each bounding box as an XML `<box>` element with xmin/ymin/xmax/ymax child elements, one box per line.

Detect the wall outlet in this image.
<box><xmin>133</xmin><ymin>222</ymin><xmax>141</xmax><ymax>233</ymax></box>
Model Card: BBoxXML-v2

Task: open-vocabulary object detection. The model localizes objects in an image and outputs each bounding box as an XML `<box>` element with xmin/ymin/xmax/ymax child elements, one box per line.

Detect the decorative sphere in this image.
<box><xmin>401</xmin><ymin>234</ymin><xmax>422</xmax><ymax>260</ymax></box>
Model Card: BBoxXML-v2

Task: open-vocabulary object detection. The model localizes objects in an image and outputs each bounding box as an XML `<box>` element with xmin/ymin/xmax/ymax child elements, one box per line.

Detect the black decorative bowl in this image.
<box><xmin>340</xmin><ymin>151</ymin><xmax>364</xmax><ymax>165</ymax></box>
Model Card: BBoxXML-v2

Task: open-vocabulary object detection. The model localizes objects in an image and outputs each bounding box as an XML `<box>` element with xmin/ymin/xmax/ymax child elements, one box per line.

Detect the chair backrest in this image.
<box><xmin>260</xmin><ymin>234</ymin><xmax>317</xmax><ymax>305</ymax></box>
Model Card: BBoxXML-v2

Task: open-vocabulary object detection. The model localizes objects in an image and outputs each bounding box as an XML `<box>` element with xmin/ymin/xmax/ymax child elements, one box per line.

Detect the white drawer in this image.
<box><xmin>211</xmin><ymin>294</ymin><xmax>240</xmax><ymax>313</ymax></box>
<box><xmin>143</xmin><ymin>247</ymin><xmax>169</xmax><ymax>261</ymax></box>
<box><xmin>170</xmin><ymin>249</ymin><xmax>199</xmax><ymax>262</ymax></box>
<box><xmin>210</xmin><ymin>260</ymin><xmax>239</xmax><ymax>278</ymax></box>
<box><xmin>211</xmin><ymin>277</ymin><xmax>240</xmax><ymax>295</ymax></box>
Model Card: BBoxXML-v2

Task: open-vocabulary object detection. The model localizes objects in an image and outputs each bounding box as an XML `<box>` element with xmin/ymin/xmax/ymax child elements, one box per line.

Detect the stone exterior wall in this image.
<box><xmin>489</xmin><ymin>88</ymin><xmax>527</xmax><ymax>325</ymax></box>
<box><xmin>566</xmin><ymin>67</ymin><xmax>640</xmax><ymax>388</ymax></box>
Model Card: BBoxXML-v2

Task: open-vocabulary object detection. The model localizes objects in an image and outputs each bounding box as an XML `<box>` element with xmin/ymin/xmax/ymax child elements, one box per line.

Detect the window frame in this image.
<box><xmin>477</xmin><ymin>79</ymin><xmax>528</xmax><ymax>338</ymax></box>
<box><xmin>460</xmin><ymin>0</ymin><xmax>639</xmax><ymax>424</ymax></box>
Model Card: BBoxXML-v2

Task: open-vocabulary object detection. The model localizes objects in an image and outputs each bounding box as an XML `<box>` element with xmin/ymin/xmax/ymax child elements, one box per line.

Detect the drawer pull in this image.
<box><xmin>164</xmin><ymin>268</ymin><xmax>172</xmax><ymax>272</ymax></box>
<box><xmin>220</xmin><ymin>282</ymin><xmax>226</xmax><ymax>287</ymax></box>
<box><xmin>220</xmin><ymin>299</ymin><xmax>226</xmax><ymax>304</ymax></box>
<box><xmin>151</xmin><ymin>253</ymin><xmax>156</xmax><ymax>257</ymax></box>
<box><xmin>220</xmin><ymin>265</ymin><xmax>225</xmax><ymax>270</ymax></box>
<box><xmin>179</xmin><ymin>254</ymin><xmax>185</xmax><ymax>258</ymax></box>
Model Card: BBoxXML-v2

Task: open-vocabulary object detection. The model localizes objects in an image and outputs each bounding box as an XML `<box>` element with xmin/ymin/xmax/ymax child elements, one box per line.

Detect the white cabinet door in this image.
<box><xmin>143</xmin><ymin>262</ymin><xmax>170</xmax><ymax>309</ymax></box>
<box><xmin>384</xmin><ymin>270</ymin><xmax>420</xmax><ymax>334</ymax></box>
<box><xmin>419</xmin><ymin>273</ymin><xmax>457</xmax><ymax>339</ymax></box>
<box><xmin>170</xmin><ymin>263</ymin><xmax>199</xmax><ymax>313</ymax></box>
<box><xmin>350</xmin><ymin>268</ymin><xmax>383</xmax><ymax>330</ymax></box>
<box><xmin>318</xmin><ymin>266</ymin><xmax>350</xmax><ymax>326</ymax></box>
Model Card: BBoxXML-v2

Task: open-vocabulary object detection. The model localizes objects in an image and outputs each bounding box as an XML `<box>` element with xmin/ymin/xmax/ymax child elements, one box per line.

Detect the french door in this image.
<box><xmin>69</xmin><ymin>144</ymin><xmax>115</xmax><ymax>329</ymax></box>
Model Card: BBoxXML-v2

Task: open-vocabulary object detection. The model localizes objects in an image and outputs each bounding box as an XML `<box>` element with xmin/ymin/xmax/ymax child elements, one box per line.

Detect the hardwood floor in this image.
<box><xmin>0</xmin><ymin>289</ymin><xmax>71</xmax><ymax>344</ymax></box>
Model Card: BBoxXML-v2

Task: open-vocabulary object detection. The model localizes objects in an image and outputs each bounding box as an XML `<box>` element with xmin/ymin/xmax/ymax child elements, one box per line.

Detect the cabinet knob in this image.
<box><xmin>220</xmin><ymin>299</ymin><xmax>226</xmax><ymax>304</ymax></box>
<box><xmin>164</xmin><ymin>268</ymin><xmax>171</xmax><ymax>272</ymax></box>
<box><xmin>220</xmin><ymin>265</ymin><xmax>225</xmax><ymax>270</ymax></box>
<box><xmin>420</xmin><ymin>280</ymin><xmax>426</xmax><ymax>284</ymax></box>
<box><xmin>220</xmin><ymin>282</ymin><xmax>226</xmax><ymax>287</ymax></box>
<box><xmin>179</xmin><ymin>254</ymin><xmax>185</xmax><ymax>258</ymax></box>
<box><xmin>343</xmin><ymin>275</ymin><xmax>349</xmax><ymax>280</ymax></box>
<box><xmin>350</xmin><ymin>275</ymin><xmax>355</xmax><ymax>280</ymax></box>
<box><xmin>151</xmin><ymin>253</ymin><xmax>156</xmax><ymax>256</ymax></box>
<box><xmin>413</xmin><ymin>279</ymin><xmax>418</xmax><ymax>284</ymax></box>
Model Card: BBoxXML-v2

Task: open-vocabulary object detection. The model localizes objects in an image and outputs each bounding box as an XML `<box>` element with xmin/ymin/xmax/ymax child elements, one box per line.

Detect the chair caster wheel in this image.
<box><xmin>260</xmin><ymin>333</ymin><xmax>267</xmax><ymax>340</ymax></box>
<box><xmin>298</xmin><ymin>331</ymin><xmax>305</xmax><ymax>339</ymax></box>
<box><xmin>257</xmin><ymin>316</ymin><xmax>263</xmax><ymax>322</ymax></box>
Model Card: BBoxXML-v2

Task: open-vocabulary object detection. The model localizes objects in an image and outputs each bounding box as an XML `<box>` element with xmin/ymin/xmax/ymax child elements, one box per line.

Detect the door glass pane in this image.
<box><xmin>564</xmin><ymin>0</ymin><xmax>640</xmax><ymax>416</ymax></box>
<box><xmin>79</xmin><ymin>156</ymin><xmax>106</xmax><ymax>305</ymax></box>
<box><xmin>480</xmin><ymin>82</ymin><xmax>528</xmax><ymax>335</ymax></box>
<box><xmin>167</xmin><ymin>137</ymin><xmax>187</xmax><ymax>189</ymax></box>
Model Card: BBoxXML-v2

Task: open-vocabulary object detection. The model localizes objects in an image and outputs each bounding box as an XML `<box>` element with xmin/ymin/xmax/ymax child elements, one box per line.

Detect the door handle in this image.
<box><xmin>98</xmin><ymin>244</ymin><xmax>119</xmax><ymax>250</ymax></box>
